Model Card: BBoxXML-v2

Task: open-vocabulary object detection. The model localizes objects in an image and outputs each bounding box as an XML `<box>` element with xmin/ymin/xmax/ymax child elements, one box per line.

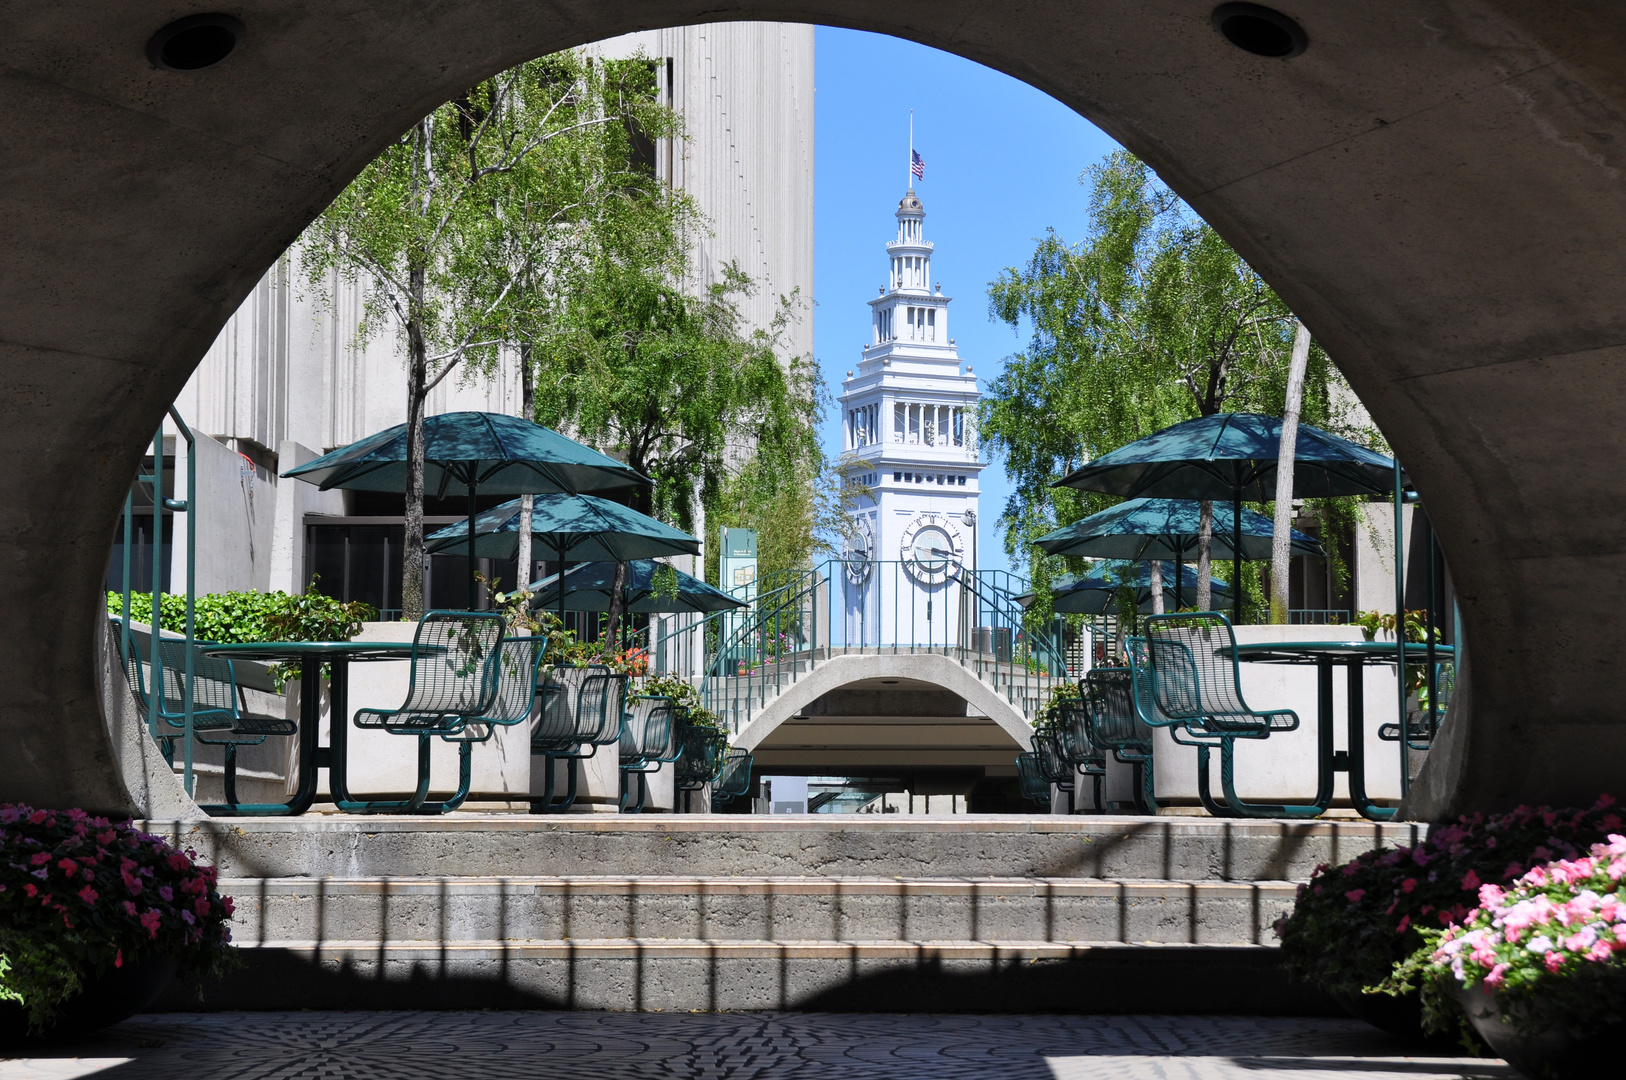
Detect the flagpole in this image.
<box><xmin>909</xmin><ymin>110</ymin><xmax>914</xmax><ymax>188</ymax></box>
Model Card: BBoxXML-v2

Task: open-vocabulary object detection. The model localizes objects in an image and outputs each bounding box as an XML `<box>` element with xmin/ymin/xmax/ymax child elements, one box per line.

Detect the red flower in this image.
<box><xmin>138</xmin><ymin>909</ymin><xmax>162</xmax><ymax>938</ymax></box>
<box><xmin>78</xmin><ymin>885</ymin><xmax>98</xmax><ymax>905</ymax></box>
<box><xmin>1461</xmin><ymin>869</ymin><xmax>1481</xmax><ymax>891</ymax></box>
<box><xmin>1401</xmin><ymin>878</ymin><xmax>1418</xmax><ymax>893</ymax></box>
<box><xmin>1396</xmin><ymin>915</ymin><xmax>1411</xmax><ymax>933</ymax></box>
<box><xmin>1345</xmin><ymin>889</ymin><xmax>1366</xmax><ymax>903</ymax></box>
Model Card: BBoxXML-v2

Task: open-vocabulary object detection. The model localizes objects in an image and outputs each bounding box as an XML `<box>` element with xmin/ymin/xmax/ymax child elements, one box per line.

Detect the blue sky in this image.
<box><xmin>813</xmin><ymin>27</ymin><xmax>1122</xmax><ymax>578</ymax></box>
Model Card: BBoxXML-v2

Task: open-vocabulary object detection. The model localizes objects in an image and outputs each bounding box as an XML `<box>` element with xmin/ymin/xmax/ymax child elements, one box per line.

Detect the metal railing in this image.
<box><xmin>1288</xmin><ymin>609</ymin><xmax>1352</xmax><ymax>625</ymax></box>
<box><xmin>645</xmin><ymin>560</ymin><xmax>1067</xmax><ymax>734</ymax></box>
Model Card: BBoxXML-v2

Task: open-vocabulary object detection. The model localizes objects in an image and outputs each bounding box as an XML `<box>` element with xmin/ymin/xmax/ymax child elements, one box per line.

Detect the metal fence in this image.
<box><xmin>646</xmin><ymin>560</ymin><xmax>1067</xmax><ymax>734</ymax></box>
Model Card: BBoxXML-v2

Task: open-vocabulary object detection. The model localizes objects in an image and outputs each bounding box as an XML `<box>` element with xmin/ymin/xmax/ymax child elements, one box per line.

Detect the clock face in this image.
<box><xmin>899</xmin><ymin>514</ymin><xmax>963</xmax><ymax>584</ymax></box>
<box><xmin>844</xmin><ymin>517</ymin><xmax>875</xmax><ymax>584</ymax></box>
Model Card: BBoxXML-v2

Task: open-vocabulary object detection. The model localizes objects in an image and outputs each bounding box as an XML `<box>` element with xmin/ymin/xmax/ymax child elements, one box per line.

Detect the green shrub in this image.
<box><xmin>107</xmin><ymin>583</ymin><xmax>373</xmax><ymax>644</ymax></box>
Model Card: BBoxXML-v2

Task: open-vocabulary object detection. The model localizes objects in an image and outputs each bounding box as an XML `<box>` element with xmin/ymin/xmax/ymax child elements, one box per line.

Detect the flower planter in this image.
<box><xmin>1455</xmin><ymin>981</ymin><xmax>1613</xmax><ymax>1080</ymax></box>
<box><xmin>0</xmin><ymin>958</ymin><xmax>174</xmax><ymax>1044</ymax></box>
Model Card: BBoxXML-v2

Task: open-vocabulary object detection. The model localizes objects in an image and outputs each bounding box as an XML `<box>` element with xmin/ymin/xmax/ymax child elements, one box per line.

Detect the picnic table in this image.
<box><xmin>1224</xmin><ymin>640</ymin><xmax>1454</xmax><ymax>821</ymax></box>
<box><xmin>200</xmin><ymin>640</ymin><xmax>419</xmax><ymax>815</ymax></box>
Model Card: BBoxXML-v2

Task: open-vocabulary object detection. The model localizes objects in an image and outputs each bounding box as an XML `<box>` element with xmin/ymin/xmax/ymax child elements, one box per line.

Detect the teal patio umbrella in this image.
<box><xmin>1036</xmin><ymin>498</ymin><xmax>1323</xmax><ymax>610</ymax></box>
<box><xmin>1054</xmin><ymin>413</ymin><xmax>1395</xmax><ymax>620</ymax></box>
<box><xmin>1016</xmin><ymin>562</ymin><xmax>1231</xmax><ymax>616</ymax></box>
<box><xmin>425</xmin><ymin>494</ymin><xmax>700</xmax><ymax>624</ymax></box>
<box><xmin>286</xmin><ymin>412</ymin><xmax>649</xmax><ymax>610</ymax></box>
<box><xmin>526</xmin><ymin>560</ymin><xmax>745</xmax><ymax>614</ymax></box>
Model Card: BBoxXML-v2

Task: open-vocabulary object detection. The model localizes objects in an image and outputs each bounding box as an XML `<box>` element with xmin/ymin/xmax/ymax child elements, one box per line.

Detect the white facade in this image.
<box><xmin>161</xmin><ymin>25</ymin><xmax>815</xmax><ymax>602</ymax></box>
<box><xmin>838</xmin><ymin>190</ymin><xmax>983</xmax><ymax>647</ymax></box>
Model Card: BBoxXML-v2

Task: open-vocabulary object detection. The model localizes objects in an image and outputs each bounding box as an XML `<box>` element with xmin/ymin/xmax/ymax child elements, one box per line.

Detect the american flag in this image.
<box><xmin>910</xmin><ymin>149</ymin><xmax>925</xmax><ymax>181</ymax></box>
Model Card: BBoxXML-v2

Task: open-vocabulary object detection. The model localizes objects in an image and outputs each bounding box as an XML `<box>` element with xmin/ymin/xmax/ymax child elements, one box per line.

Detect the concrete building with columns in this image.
<box><xmin>113</xmin><ymin>23</ymin><xmax>814</xmax><ymax>615</ymax></box>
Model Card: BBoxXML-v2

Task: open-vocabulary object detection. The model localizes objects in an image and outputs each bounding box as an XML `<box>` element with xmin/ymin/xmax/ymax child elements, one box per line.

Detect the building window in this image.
<box><xmin>894</xmin><ymin>403</ymin><xmax>906</xmax><ymax>441</ymax></box>
<box><xmin>927</xmin><ymin>308</ymin><xmax>936</xmax><ymax>341</ymax></box>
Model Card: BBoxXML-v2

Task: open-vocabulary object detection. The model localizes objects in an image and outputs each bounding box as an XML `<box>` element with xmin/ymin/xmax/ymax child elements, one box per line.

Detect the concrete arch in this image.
<box><xmin>732</xmin><ymin>653</ymin><xmax>1036</xmax><ymax>758</ymax></box>
<box><xmin>4</xmin><ymin>2</ymin><xmax>1626</xmax><ymax>815</ymax></box>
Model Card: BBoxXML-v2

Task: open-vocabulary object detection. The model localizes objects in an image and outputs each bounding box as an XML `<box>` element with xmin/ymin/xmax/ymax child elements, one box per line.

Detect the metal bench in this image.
<box><xmin>352</xmin><ymin>610</ymin><xmax>506</xmax><ymax>813</ymax></box>
<box><xmin>618</xmin><ymin>694</ymin><xmax>677</xmax><ymax>813</ymax></box>
<box><xmin>115</xmin><ymin>621</ymin><xmax>298</xmax><ymax>814</ymax></box>
<box><xmin>530</xmin><ymin>664</ymin><xmax>626</xmax><ymax>813</ymax></box>
<box><xmin>1142</xmin><ymin>613</ymin><xmax>1328</xmax><ymax>819</ymax></box>
<box><xmin>1080</xmin><ymin>666</ymin><xmax>1155</xmax><ymax>813</ymax></box>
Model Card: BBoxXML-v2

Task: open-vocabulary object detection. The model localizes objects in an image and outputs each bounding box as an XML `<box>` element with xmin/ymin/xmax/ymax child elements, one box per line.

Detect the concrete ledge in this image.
<box><xmin>142</xmin><ymin>815</ymin><xmax>1427</xmax><ymax>882</ymax></box>
<box><xmin>153</xmin><ymin>941</ymin><xmax>1341</xmax><ymax>1015</ymax></box>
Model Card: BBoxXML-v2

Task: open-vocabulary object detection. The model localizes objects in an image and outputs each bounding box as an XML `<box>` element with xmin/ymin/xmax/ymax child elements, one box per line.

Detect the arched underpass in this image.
<box><xmin>6</xmin><ymin>3</ymin><xmax>1626</xmax><ymax>817</ymax></box>
<box><xmin>732</xmin><ymin>656</ymin><xmax>1036</xmax><ymax>811</ymax></box>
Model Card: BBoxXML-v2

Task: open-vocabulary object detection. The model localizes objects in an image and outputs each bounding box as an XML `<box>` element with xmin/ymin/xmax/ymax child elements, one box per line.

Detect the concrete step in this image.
<box><xmin>147</xmin><ymin>814</ymin><xmax>1424</xmax><ymax>882</ymax></box>
<box><xmin>221</xmin><ymin>875</ymin><xmax>1297</xmax><ymax>947</ymax></box>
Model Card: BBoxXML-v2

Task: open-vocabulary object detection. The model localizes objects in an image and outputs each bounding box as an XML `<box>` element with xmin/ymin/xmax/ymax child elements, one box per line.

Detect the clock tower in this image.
<box><xmin>837</xmin><ymin>187</ymin><xmax>983</xmax><ymax>646</ymax></box>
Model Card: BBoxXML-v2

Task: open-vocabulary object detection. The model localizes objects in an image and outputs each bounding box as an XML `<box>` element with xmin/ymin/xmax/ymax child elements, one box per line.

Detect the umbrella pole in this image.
<box><xmin>468</xmin><ymin>481</ymin><xmax>479</xmax><ymax>612</ymax></box>
<box><xmin>558</xmin><ymin>540</ymin><xmax>567</xmax><ymax>633</ymax></box>
<box><xmin>1232</xmin><ymin>495</ymin><xmax>1243</xmax><ymax>623</ymax></box>
<box><xmin>1174</xmin><ymin>537</ymin><xmax>1185</xmax><ymax>611</ymax></box>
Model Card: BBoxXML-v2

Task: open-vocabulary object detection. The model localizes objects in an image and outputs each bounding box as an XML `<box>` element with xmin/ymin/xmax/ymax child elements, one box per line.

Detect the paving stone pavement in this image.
<box><xmin>0</xmin><ymin>1012</ymin><xmax>1516</xmax><ymax>1080</ymax></box>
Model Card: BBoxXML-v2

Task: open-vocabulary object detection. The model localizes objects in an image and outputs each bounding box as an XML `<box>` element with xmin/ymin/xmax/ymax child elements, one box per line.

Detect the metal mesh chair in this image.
<box><xmin>350</xmin><ymin>611</ymin><xmax>505</xmax><ymax>814</ymax></box>
<box><xmin>117</xmin><ymin>624</ymin><xmax>297</xmax><ymax>813</ymax></box>
<box><xmin>673</xmin><ymin>715</ymin><xmax>727</xmax><ymax>810</ymax></box>
<box><xmin>354</xmin><ymin>612</ymin><xmax>505</xmax><ymax>735</ymax></box>
<box><xmin>1033</xmin><ymin>731</ymin><xmax>1073</xmax><ymax>811</ymax></box>
<box><xmin>1125</xmin><ymin>637</ymin><xmax>1235</xmax><ymax>817</ymax></box>
<box><xmin>1143</xmin><ymin>615</ymin><xmax>1297</xmax><ymax>735</ymax></box>
<box><xmin>1380</xmin><ymin>659</ymin><xmax>1455</xmax><ymax>748</ymax></box>
<box><xmin>452</xmin><ymin>635</ymin><xmax>550</xmax><ymax>743</ymax></box>
<box><xmin>618</xmin><ymin>694</ymin><xmax>676</xmax><ymax>813</ymax></box>
<box><xmin>1143</xmin><ymin>614</ymin><xmax>1330</xmax><ymax>820</ymax></box>
<box><xmin>530</xmin><ymin>664</ymin><xmax>627</xmax><ymax>813</ymax></box>
<box><xmin>1053</xmin><ymin>699</ymin><xmax>1106</xmax><ymax>813</ymax></box>
<box><xmin>1081</xmin><ymin>667</ymin><xmax>1155</xmax><ymax>813</ymax></box>
<box><xmin>1015</xmin><ymin>751</ymin><xmax>1051</xmax><ymax>805</ymax></box>
<box><xmin>712</xmin><ymin>748</ymin><xmax>754</xmax><ymax>807</ymax></box>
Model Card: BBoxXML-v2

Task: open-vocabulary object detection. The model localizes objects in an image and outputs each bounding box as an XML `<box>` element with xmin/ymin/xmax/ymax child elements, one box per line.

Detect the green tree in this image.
<box><xmin>302</xmin><ymin>51</ymin><xmax>669</xmax><ymax>618</ymax></box>
<box><xmin>981</xmin><ymin>150</ymin><xmax>1367</xmax><ymax>610</ymax></box>
<box><xmin>533</xmin><ymin>249</ymin><xmax>825</xmax><ymax>638</ymax></box>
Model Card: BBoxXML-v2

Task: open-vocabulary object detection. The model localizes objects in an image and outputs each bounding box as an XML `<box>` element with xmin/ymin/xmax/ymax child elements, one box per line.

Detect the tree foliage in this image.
<box><xmin>302</xmin><ymin>51</ymin><xmax>675</xmax><ymax>618</ymax></box>
<box><xmin>979</xmin><ymin>150</ymin><xmax>1379</xmax><ymax>592</ymax></box>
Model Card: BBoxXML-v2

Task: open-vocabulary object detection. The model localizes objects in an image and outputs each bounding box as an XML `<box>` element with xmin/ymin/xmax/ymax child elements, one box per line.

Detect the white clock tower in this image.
<box><xmin>838</xmin><ymin>187</ymin><xmax>983</xmax><ymax>647</ymax></box>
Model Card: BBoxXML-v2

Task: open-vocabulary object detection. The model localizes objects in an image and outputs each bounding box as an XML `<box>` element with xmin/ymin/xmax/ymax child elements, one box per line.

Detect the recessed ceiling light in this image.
<box><xmin>147</xmin><ymin>14</ymin><xmax>245</xmax><ymax>72</ymax></box>
<box><xmin>1211</xmin><ymin>4</ymin><xmax>1307</xmax><ymax>59</ymax></box>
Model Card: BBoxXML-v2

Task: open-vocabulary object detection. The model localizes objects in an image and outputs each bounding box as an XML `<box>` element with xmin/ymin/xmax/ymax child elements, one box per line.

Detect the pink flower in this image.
<box><xmin>1479</xmin><ymin>883</ymin><xmax>1506</xmax><ymax>908</ymax></box>
<box><xmin>28</xmin><ymin>852</ymin><xmax>50</xmax><ymax>867</ymax></box>
<box><xmin>1544</xmin><ymin>950</ymin><xmax>1564</xmax><ymax>973</ymax></box>
<box><xmin>77</xmin><ymin>885</ymin><xmax>98</xmax><ymax>905</ymax></box>
<box><xmin>1402</xmin><ymin>878</ymin><xmax>1418</xmax><ymax>893</ymax></box>
<box><xmin>1484</xmin><ymin>962</ymin><xmax>1510</xmax><ymax>987</ymax></box>
<box><xmin>1345</xmin><ymin>889</ymin><xmax>1366</xmax><ymax>904</ymax></box>
<box><xmin>121</xmin><ymin>900</ymin><xmax>138</xmax><ymax>917</ymax></box>
<box><xmin>1396</xmin><ymin>915</ymin><xmax>1411</xmax><ymax>934</ymax></box>
<box><xmin>138</xmin><ymin>909</ymin><xmax>162</xmax><ymax>938</ymax></box>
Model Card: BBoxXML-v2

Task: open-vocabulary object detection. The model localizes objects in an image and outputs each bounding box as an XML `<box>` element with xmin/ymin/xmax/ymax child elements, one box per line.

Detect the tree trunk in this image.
<box><xmin>605</xmin><ymin>560</ymin><xmax>628</xmax><ymax>654</ymax></box>
<box><xmin>517</xmin><ymin>343</ymin><xmax>534</xmax><ymax>598</ymax></box>
<box><xmin>402</xmin><ymin>273</ymin><xmax>429</xmax><ymax>621</ymax></box>
<box><xmin>1270</xmin><ymin>321</ymin><xmax>1312</xmax><ymax>623</ymax></box>
<box><xmin>1196</xmin><ymin>501</ymin><xmax>1213</xmax><ymax>611</ymax></box>
<box><xmin>1149</xmin><ymin>557</ymin><xmax>1165</xmax><ymax>615</ymax></box>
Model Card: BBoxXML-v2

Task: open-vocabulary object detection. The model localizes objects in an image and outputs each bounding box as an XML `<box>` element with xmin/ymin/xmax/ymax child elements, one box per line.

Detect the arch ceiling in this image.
<box><xmin>3</xmin><ymin>1</ymin><xmax>1623</xmax><ymax>816</ymax></box>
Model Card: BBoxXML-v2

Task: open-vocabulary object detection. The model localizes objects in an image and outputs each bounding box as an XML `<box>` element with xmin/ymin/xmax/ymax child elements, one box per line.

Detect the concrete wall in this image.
<box><xmin>14</xmin><ymin>2</ymin><xmax>1626</xmax><ymax>817</ymax></box>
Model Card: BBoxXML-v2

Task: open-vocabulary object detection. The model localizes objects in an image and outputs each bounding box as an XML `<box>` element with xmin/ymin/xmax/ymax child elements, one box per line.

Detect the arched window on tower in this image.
<box><xmin>927</xmin><ymin>308</ymin><xmax>936</xmax><ymax>342</ymax></box>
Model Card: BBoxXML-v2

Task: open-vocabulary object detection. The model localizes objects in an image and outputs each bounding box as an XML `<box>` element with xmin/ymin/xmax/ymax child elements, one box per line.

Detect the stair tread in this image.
<box><xmin>220</xmin><ymin>875</ymin><xmax>1301</xmax><ymax>890</ymax></box>
<box><xmin>236</xmin><ymin>937</ymin><xmax>1279</xmax><ymax>957</ymax></box>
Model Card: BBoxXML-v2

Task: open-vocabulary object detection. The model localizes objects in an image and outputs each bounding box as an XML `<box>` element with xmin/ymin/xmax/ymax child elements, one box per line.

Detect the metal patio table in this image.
<box><xmin>1224</xmin><ymin>640</ymin><xmax>1455</xmax><ymax>822</ymax></box>
<box><xmin>200</xmin><ymin>640</ymin><xmax>419</xmax><ymax>815</ymax></box>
